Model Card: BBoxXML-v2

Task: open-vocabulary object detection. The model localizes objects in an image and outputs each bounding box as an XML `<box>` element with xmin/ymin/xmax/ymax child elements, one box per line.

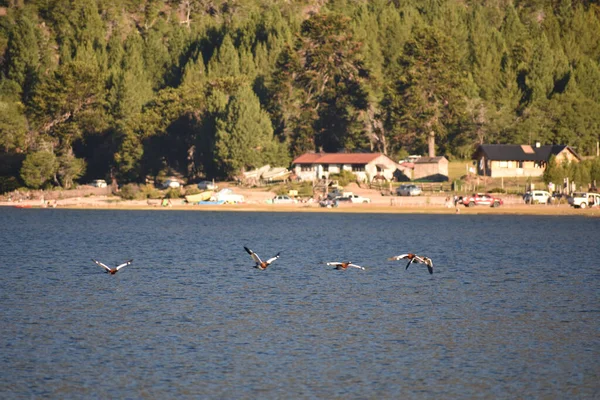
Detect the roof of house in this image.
<box><xmin>414</xmin><ymin>156</ymin><xmax>447</xmax><ymax>164</ymax></box>
<box><xmin>474</xmin><ymin>144</ymin><xmax>581</xmax><ymax>161</ymax></box>
<box><xmin>292</xmin><ymin>152</ymin><xmax>384</xmax><ymax>165</ymax></box>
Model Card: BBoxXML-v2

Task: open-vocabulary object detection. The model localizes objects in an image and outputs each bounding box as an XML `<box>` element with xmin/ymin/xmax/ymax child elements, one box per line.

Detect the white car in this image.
<box><xmin>343</xmin><ymin>194</ymin><xmax>371</xmax><ymax>203</ymax></box>
<box><xmin>91</xmin><ymin>179</ymin><xmax>107</xmax><ymax>188</ymax></box>
<box><xmin>162</xmin><ymin>179</ymin><xmax>181</xmax><ymax>189</ymax></box>
<box><xmin>524</xmin><ymin>190</ymin><xmax>551</xmax><ymax>204</ymax></box>
<box><xmin>396</xmin><ymin>184</ymin><xmax>422</xmax><ymax>196</ymax></box>
<box><xmin>197</xmin><ymin>181</ymin><xmax>217</xmax><ymax>190</ymax></box>
<box><xmin>272</xmin><ymin>195</ymin><xmax>296</xmax><ymax>204</ymax></box>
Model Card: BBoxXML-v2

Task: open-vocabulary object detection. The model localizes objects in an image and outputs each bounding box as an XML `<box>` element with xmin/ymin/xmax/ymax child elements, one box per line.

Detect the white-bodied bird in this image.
<box><xmin>326</xmin><ymin>261</ymin><xmax>365</xmax><ymax>271</ymax></box>
<box><xmin>92</xmin><ymin>259</ymin><xmax>133</xmax><ymax>275</ymax></box>
<box><xmin>388</xmin><ymin>253</ymin><xmax>433</xmax><ymax>274</ymax></box>
<box><xmin>244</xmin><ymin>246</ymin><xmax>280</xmax><ymax>270</ymax></box>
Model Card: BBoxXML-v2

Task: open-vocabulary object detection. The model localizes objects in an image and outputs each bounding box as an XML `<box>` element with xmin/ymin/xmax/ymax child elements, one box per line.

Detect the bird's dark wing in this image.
<box><xmin>244</xmin><ymin>247</ymin><xmax>262</xmax><ymax>264</ymax></box>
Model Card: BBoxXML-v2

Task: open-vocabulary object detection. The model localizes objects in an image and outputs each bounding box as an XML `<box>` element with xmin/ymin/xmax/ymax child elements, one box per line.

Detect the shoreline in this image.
<box><xmin>2</xmin><ymin>197</ymin><xmax>599</xmax><ymax>216</ymax></box>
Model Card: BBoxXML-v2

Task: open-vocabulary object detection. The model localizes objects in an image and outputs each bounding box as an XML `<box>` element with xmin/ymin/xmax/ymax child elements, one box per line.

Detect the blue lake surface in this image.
<box><xmin>0</xmin><ymin>208</ymin><xmax>598</xmax><ymax>399</ymax></box>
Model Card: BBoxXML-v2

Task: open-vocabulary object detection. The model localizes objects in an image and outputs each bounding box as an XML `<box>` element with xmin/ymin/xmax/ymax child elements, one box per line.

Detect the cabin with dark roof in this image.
<box><xmin>472</xmin><ymin>144</ymin><xmax>581</xmax><ymax>177</ymax></box>
<box><xmin>291</xmin><ymin>152</ymin><xmax>408</xmax><ymax>182</ymax></box>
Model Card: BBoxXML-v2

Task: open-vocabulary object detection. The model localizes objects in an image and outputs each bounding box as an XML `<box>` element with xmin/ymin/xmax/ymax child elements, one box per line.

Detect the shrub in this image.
<box><xmin>140</xmin><ymin>184</ymin><xmax>161</xmax><ymax>199</ymax></box>
<box><xmin>488</xmin><ymin>187</ymin><xmax>506</xmax><ymax>193</ymax></box>
<box><xmin>184</xmin><ymin>186</ymin><xmax>201</xmax><ymax>196</ymax></box>
<box><xmin>0</xmin><ymin>176</ymin><xmax>20</xmax><ymax>194</ymax></box>
<box><xmin>329</xmin><ymin>170</ymin><xmax>356</xmax><ymax>186</ymax></box>
<box><xmin>118</xmin><ymin>183</ymin><xmax>141</xmax><ymax>200</ymax></box>
<box><xmin>164</xmin><ymin>188</ymin><xmax>181</xmax><ymax>199</ymax></box>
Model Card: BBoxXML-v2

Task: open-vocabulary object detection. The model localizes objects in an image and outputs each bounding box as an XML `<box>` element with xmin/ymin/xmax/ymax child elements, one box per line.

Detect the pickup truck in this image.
<box><xmin>340</xmin><ymin>194</ymin><xmax>371</xmax><ymax>204</ymax></box>
<box><xmin>460</xmin><ymin>193</ymin><xmax>503</xmax><ymax>207</ymax></box>
<box><xmin>568</xmin><ymin>192</ymin><xmax>600</xmax><ymax>208</ymax></box>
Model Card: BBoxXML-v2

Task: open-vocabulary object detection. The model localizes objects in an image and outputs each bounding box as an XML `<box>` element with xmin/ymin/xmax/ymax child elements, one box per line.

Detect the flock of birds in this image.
<box><xmin>91</xmin><ymin>248</ymin><xmax>434</xmax><ymax>275</ymax></box>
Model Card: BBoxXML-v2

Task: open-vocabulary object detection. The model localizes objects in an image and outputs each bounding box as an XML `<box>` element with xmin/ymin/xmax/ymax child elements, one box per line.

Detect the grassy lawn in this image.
<box><xmin>448</xmin><ymin>160</ymin><xmax>546</xmax><ymax>195</ymax></box>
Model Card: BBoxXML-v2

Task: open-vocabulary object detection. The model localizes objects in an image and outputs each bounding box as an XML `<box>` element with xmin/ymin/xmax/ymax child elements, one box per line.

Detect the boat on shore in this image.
<box><xmin>261</xmin><ymin>167</ymin><xmax>291</xmax><ymax>182</ymax></box>
<box><xmin>185</xmin><ymin>191</ymin><xmax>213</xmax><ymax>203</ymax></box>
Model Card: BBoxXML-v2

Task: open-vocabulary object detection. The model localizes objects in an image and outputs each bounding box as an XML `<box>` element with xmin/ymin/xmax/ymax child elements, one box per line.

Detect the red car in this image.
<box><xmin>460</xmin><ymin>193</ymin><xmax>503</xmax><ymax>207</ymax></box>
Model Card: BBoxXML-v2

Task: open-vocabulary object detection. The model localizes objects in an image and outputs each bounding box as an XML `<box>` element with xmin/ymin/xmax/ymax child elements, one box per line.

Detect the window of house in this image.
<box><xmin>351</xmin><ymin>164</ymin><xmax>365</xmax><ymax>172</ymax></box>
<box><xmin>300</xmin><ymin>164</ymin><xmax>313</xmax><ymax>172</ymax></box>
<box><xmin>499</xmin><ymin>161</ymin><xmax>508</xmax><ymax>168</ymax></box>
<box><xmin>323</xmin><ymin>164</ymin><xmax>329</xmax><ymax>172</ymax></box>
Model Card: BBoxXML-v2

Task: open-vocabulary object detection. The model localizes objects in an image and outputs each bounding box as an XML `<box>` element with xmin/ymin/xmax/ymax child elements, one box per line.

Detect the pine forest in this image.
<box><xmin>0</xmin><ymin>0</ymin><xmax>599</xmax><ymax>190</ymax></box>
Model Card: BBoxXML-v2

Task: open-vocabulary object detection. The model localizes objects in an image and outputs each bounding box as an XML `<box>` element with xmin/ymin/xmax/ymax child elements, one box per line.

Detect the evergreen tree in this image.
<box><xmin>5</xmin><ymin>10</ymin><xmax>42</xmax><ymax>102</ymax></box>
<box><xmin>0</xmin><ymin>80</ymin><xmax>28</xmax><ymax>152</ymax></box>
<box><xmin>215</xmin><ymin>83</ymin><xmax>287</xmax><ymax>177</ymax></box>
<box><xmin>29</xmin><ymin>60</ymin><xmax>104</xmax><ymax>152</ymax></box>
<box><xmin>207</xmin><ymin>34</ymin><xmax>241</xmax><ymax>78</ymax></box>
<box><xmin>112</xmin><ymin>33</ymin><xmax>154</xmax><ymax>121</ymax></box>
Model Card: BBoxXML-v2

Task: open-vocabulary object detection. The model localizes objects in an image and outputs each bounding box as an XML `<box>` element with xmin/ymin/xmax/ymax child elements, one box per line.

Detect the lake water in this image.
<box><xmin>0</xmin><ymin>208</ymin><xmax>598</xmax><ymax>399</ymax></box>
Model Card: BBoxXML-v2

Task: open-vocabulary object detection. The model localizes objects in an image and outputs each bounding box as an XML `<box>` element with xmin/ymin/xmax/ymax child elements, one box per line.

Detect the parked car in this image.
<box><xmin>162</xmin><ymin>179</ymin><xmax>181</xmax><ymax>189</ymax></box>
<box><xmin>319</xmin><ymin>198</ymin><xmax>338</xmax><ymax>208</ymax></box>
<box><xmin>461</xmin><ymin>193</ymin><xmax>503</xmax><ymax>207</ymax></box>
<box><xmin>272</xmin><ymin>195</ymin><xmax>297</xmax><ymax>204</ymax></box>
<box><xmin>341</xmin><ymin>194</ymin><xmax>371</xmax><ymax>203</ymax></box>
<box><xmin>327</xmin><ymin>188</ymin><xmax>345</xmax><ymax>200</ymax></box>
<box><xmin>523</xmin><ymin>190</ymin><xmax>552</xmax><ymax>204</ymax></box>
<box><xmin>568</xmin><ymin>192</ymin><xmax>600</xmax><ymax>208</ymax></box>
<box><xmin>91</xmin><ymin>179</ymin><xmax>107</xmax><ymax>188</ymax></box>
<box><xmin>396</xmin><ymin>184</ymin><xmax>422</xmax><ymax>196</ymax></box>
<box><xmin>197</xmin><ymin>180</ymin><xmax>217</xmax><ymax>190</ymax></box>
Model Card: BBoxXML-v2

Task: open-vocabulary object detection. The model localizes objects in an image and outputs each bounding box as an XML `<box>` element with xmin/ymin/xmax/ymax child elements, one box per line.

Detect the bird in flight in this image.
<box><xmin>92</xmin><ymin>259</ymin><xmax>133</xmax><ymax>275</ymax></box>
<box><xmin>244</xmin><ymin>246</ymin><xmax>280</xmax><ymax>270</ymax></box>
<box><xmin>326</xmin><ymin>261</ymin><xmax>365</xmax><ymax>271</ymax></box>
<box><xmin>388</xmin><ymin>253</ymin><xmax>433</xmax><ymax>274</ymax></box>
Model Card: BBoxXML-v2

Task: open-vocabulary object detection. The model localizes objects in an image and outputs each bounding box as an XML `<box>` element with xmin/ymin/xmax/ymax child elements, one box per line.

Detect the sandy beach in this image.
<box><xmin>2</xmin><ymin>191</ymin><xmax>599</xmax><ymax>216</ymax></box>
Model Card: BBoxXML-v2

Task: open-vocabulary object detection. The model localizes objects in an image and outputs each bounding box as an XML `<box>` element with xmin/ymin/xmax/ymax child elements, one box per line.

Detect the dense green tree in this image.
<box><xmin>390</xmin><ymin>19</ymin><xmax>475</xmax><ymax>155</ymax></box>
<box><xmin>57</xmin><ymin>150</ymin><xmax>86</xmax><ymax>189</ymax></box>
<box><xmin>113</xmin><ymin>121</ymin><xmax>144</xmax><ymax>182</ymax></box>
<box><xmin>543</xmin><ymin>155</ymin><xmax>563</xmax><ymax>185</ymax></box>
<box><xmin>0</xmin><ymin>80</ymin><xmax>28</xmax><ymax>152</ymax></box>
<box><xmin>215</xmin><ymin>83</ymin><xmax>288</xmax><ymax>177</ymax></box>
<box><xmin>20</xmin><ymin>149</ymin><xmax>58</xmax><ymax>188</ymax></box>
<box><xmin>5</xmin><ymin>10</ymin><xmax>43</xmax><ymax>102</ymax></box>
<box><xmin>28</xmin><ymin>60</ymin><xmax>104</xmax><ymax>151</ymax></box>
<box><xmin>294</xmin><ymin>13</ymin><xmax>370</xmax><ymax>152</ymax></box>
<box><xmin>207</xmin><ymin>34</ymin><xmax>241</xmax><ymax>78</ymax></box>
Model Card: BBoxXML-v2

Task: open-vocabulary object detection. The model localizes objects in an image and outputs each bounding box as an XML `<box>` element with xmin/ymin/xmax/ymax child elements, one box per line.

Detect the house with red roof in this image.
<box><xmin>291</xmin><ymin>152</ymin><xmax>407</xmax><ymax>182</ymax></box>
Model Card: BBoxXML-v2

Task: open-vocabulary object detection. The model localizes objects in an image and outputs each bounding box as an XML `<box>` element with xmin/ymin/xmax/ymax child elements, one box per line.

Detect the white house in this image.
<box><xmin>291</xmin><ymin>152</ymin><xmax>407</xmax><ymax>182</ymax></box>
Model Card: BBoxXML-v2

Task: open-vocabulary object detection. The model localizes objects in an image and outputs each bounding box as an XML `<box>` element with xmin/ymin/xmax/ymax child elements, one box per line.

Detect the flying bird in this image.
<box><xmin>326</xmin><ymin>261</ymin><xmax>365</xmax><ymax>271</ymax></box>
<box><xmin>244</xmin><ymin>246</ymin><xmax>280</xmax><ymax>270</ymax></box>
<box><xmin>388</xmin><ymin>253</ymin><xmax>433</xmax><ymax>274</ymax></box>
<box><xmin>92</xmin><ymin>259</ymin><xmax>133</xmax><ymax>275</ymax></box>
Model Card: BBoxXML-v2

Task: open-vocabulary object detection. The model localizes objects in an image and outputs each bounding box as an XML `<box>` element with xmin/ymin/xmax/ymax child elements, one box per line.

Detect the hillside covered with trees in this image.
<box><xmin>0</xmin><ymin>0</ymin><xmax>599</xmax><ymax>190</ymax></box>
